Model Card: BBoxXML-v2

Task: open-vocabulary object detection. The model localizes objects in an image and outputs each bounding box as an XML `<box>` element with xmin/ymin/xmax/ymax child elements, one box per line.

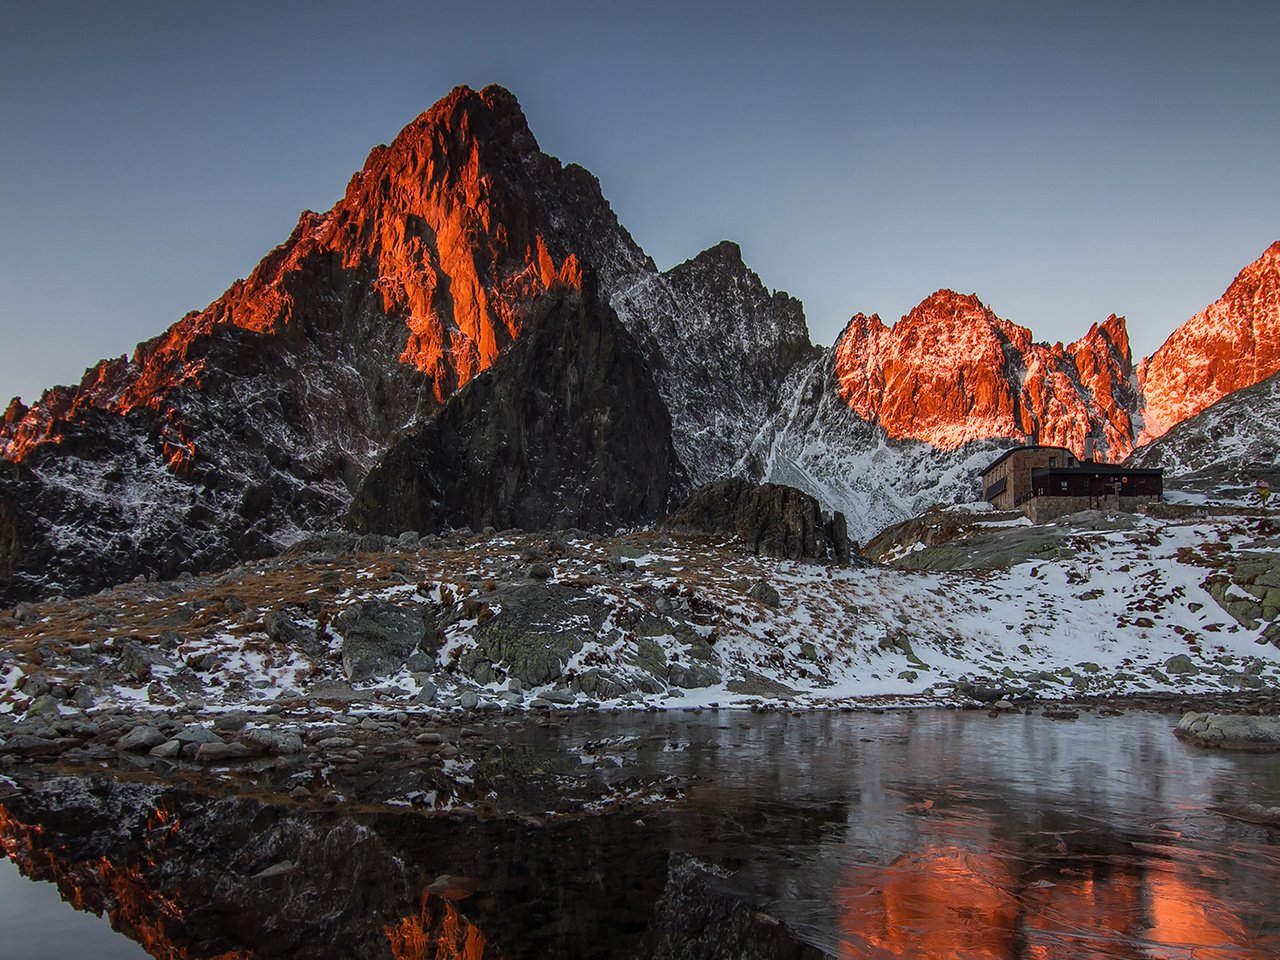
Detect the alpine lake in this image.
<box><xmin>2</xmin><ymin>706</ymin><xmax>1278</xmax><ymax>959</ymax></box>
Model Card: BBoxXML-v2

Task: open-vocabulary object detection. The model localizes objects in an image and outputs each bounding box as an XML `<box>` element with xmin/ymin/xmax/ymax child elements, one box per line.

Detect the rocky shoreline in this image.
<box><xmin>4</xmin><ymin>688</ymin><xmax>1279</xmax><ymax>821</ymax></box>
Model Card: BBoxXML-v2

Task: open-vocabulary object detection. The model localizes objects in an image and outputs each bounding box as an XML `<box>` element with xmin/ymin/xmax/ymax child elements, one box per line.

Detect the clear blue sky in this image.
<box><xmin>2</xmin><ymin>1</ymin><xmax>1277</xmax><ymax>405</ymax></box>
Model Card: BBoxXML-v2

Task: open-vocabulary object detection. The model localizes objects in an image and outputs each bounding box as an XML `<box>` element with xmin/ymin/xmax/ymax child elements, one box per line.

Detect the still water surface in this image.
<box><xmin>2</xmin><ymin>709</ymin><xmax>1278</xmax><ymax>958</ymax></box>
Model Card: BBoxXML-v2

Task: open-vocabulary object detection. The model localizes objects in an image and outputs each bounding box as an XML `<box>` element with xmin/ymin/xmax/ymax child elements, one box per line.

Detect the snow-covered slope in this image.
<box><xmin>740</xmin><ymin>350</ymin><xmax>1012</xmax><ymax>542</ymax></box>
<box><xmin>611</xmin><ymin>241</ymin><xmax>814</xmax><ymax>486</ymax></box>
<box><xmin>3</xmin><ymin>519</ymin><xmax>1275</xmax><ymax>717</ymax></box>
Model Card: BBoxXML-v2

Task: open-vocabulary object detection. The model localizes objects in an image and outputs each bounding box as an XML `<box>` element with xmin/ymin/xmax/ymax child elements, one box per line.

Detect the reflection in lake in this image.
<box><xmin>2</xmin><ymin>710</ymin><xmax>1279</xmax><ymax>958</ymax></box>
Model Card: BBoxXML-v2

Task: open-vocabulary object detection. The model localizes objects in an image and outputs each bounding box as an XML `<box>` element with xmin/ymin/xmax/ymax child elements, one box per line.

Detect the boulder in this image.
<box><xmin>118</xmin><ymin>641</ymin><xmax>176</xmax><ymax>682</ymax></box>
<box><xmin>243</xmin><ymin>728</ymin><xmax>304</xmax><ymax>755</ymax></box>
<box><xmin>660</xmin><ymin>478</ymin><xmax>851</xmax><ymax>563</ymax></box>
<box><xmin>1176</xmin><ymin>711</ymin><xmax>1280</xmax><ymax>751</ymax></box>
<box><xmin>747</xmin><ymin>579</ymin><xmax>781</xmax><ymax>608</ymax></box>
<box><xmin>457</xmin><ymin>582</ymin><xmax>605</xmax><ymax>689</ymax></box>
<box><xmin>118</xmin><ymin>725</ymin><xmax>167</xmax><ymax>752</ymax></box>
<box><xmin>263</xmin><ymin>611</ymin><xmax>323</xmax><ymax>657</ymax></box>
<box><xmin>335</xmin><ymin>601</ymin><xmax>428</xmax><ymax>682</ymax></box>
<box><xmin>195</xmin><ymin>741</ymin><xmax>252</xmax><ymax>762</ymax></box>
<box><xmin>0</xmin><ymin>735</ymin><xmax>65</xmax><ymax>757</ymax></box>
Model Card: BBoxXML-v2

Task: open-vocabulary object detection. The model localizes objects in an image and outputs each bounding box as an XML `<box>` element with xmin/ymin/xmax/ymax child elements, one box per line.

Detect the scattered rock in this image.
<box><xmin>316</xmin><ymin>736</ymin><xmax>357</xmax><ymax>750</ymax></box>
<box><xmin>118</xmin><ymin>725</ymin><xmax>167</xmax><ymax>752</ymax></box>
<box><xmin>195</xmin><ymin>741</ymin><xmax>252</xmax><ymax>762</ymax></box>
<box><xmin>118</xmin><ymin>641</ymin><xmax>175</xmax><ymax>682</ymax></box>
<box><xmin>264</xmin><ymin>611</ymin><xmax>322</xmax><ymax>657</ymax></box>
<box><xmin>243</xmin><ymin>728</ymin><xmax>304</xmax><ymax>755</ymax></box>
<box><xmin>175</xmin><ymin>726</ymin><xmax>225</xmax><ymax>745</ymax></box>
<box><xmin>25</xmin><ymin>695</ymin><xmax>60</xmax><ymax>718</ymax></box>
<box><xmin>0</xmin><ymin>735</ymin><xmax>64</xmax><ymax>757</ymax></box>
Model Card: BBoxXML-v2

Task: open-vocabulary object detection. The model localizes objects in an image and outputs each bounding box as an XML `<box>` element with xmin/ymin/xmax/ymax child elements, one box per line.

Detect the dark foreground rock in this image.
<box><xmin>350</xmin><ymin>286</ymin><xmax>687</xmax><ymax>537</ymax></box>
<box><xmin>661</xmin><ymin>478</ymin><xmax>851</xmax><ymax>564</ymax></box>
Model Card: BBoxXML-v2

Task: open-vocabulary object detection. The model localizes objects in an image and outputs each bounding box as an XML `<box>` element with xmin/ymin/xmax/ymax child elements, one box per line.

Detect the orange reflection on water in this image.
<box><xmin>387</xmin><ymin>893</ymin><xmax>489</xmax><ymax>959</ymax></box>
<box><xmin>836</xmin><ymin>840</ymin><xmax>1270</xmax><ymax>960</ymax></box>
<box><xmin>1145</xmin><ymin>868</ymin><xmax>1255</xmax><ymax>960</ymax></box>
<box><xmin>1</xmin><ymin>802</ymin><xmax>249</xmax><ymax>960</ymax></box>
<box><xmin>838</xmin><ymin>845</ymin><xmax>1019</xmax><ymax>959</ymax></box>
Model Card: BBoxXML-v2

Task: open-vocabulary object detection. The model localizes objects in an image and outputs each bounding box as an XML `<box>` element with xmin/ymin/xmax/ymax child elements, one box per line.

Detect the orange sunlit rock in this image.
<box><xmin>1136</xmin><ymin>240</ymin><xmax>1280</xmax><ymax>443</ymax></box>
<box><xmin>832</xmin><ymin>292</ymin><xmax>1137</xmax><ymax>461</ymax></box>
<box><xmin>0</xmin><ymin>85</ymin><xmax>582</xmax><ymax>465</ymax></box>
<box><xmin>832</xmin><ymin>242</ymin><xmax>1280</xmax><ymax>460</ymax></box>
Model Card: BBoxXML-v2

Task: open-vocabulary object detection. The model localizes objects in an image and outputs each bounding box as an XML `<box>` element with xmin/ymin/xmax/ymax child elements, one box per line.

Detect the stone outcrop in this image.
<box><xmin>349</xmin><ymin>286</ymin><xmax>686</xmax><ymax>537</ymax></box>
<box><xmin>335</xmin><ymin>600</ymin><xmax>432</xmax><ymax>682</ymax></box>
<box><xmin>661</xmin><ymin>478</ymin><xmax>851</xmax><ymax>563</ymax></box>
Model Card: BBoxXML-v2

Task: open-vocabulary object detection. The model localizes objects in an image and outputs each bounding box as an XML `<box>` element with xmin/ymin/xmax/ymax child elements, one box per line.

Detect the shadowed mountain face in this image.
<box><xmin>350</xmin><ymin>286</ymin><xmax>686</xmax><ymax>536</ymax></box>
<box><xmin>0</xmin><ymin>81</ymin><xmax>1277</xmax><ymax>601</ymax></box>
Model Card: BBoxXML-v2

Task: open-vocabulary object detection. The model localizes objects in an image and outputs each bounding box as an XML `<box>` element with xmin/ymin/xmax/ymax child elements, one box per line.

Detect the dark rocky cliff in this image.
<box><xmin>351</xmin><ymin>285</ymin><xmax>686</xmax><ymax>536</ymax></box>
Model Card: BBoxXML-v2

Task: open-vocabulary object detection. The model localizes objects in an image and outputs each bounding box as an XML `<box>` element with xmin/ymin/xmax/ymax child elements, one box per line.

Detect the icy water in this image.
<box><xmin>3</xmin><ymin>709</ymin><xmax>1280</xmax><ymax>959</ymax></box>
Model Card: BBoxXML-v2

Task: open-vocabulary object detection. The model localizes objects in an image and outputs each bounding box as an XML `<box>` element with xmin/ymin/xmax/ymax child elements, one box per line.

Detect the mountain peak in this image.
<box><xmin>908</xmin><ymin>289</ymin><xmax>992</xmax><ymax>320</ymax></box>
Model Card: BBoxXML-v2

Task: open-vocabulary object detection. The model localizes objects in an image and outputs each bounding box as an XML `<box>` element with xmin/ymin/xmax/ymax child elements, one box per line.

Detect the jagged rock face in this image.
<box><xmin>0</xmin><ymin>85</ymin><xmax>651</xmax><ymax>602</ymax></box>
<box><xmin>350</xmin><ymin>288</ymin><xmax>685</xmax><ymax>536</ymax></box>
<box><xmin>0</xmin><ymin>85</ymin><xmax>650</xmax><ymax>463</ymax></box>
<box><xmin>611</xmin><ymin>241</ymin><xmax>814</xmax><ymax>485</ymax></box>
<box><xmin>661</xmin><ymin>478</ymin><xmax>851</xmax><ymax>564</ymax></box>
<box><xmin>832</xmin><ymin>291</ymin><xmax>1139</xmax><ymax>460</ymax></box>
<box><xmin>1127</xmin><ymin>369</ymin><xmax>1280</xmax><ymax>500</ymax></box>
<box><xmin>1137</xmin><ymin>241</ymin><xmax>1280</xmax><ymax>442</ymax></box>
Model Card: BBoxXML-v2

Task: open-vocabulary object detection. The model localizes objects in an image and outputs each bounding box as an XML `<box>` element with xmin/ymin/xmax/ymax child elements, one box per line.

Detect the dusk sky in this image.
<box><xmin>2</xmin><ymin>1</ymin><xmax>1277</xmax><ymax>406</ymax></box>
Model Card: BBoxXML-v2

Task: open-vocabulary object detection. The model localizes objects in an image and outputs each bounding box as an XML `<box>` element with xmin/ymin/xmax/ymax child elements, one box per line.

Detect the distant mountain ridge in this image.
<box><xmin>1</xmin><ymin>84</ymin><xmax>1277</xmax><ymax>602</ymax></box>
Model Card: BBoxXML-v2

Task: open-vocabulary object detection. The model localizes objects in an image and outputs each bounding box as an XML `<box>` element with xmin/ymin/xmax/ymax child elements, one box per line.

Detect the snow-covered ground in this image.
<box><xmin>3</xmin><ymin>510</ymin><xmax>1277</xmax><ymax>720</ymax></box>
